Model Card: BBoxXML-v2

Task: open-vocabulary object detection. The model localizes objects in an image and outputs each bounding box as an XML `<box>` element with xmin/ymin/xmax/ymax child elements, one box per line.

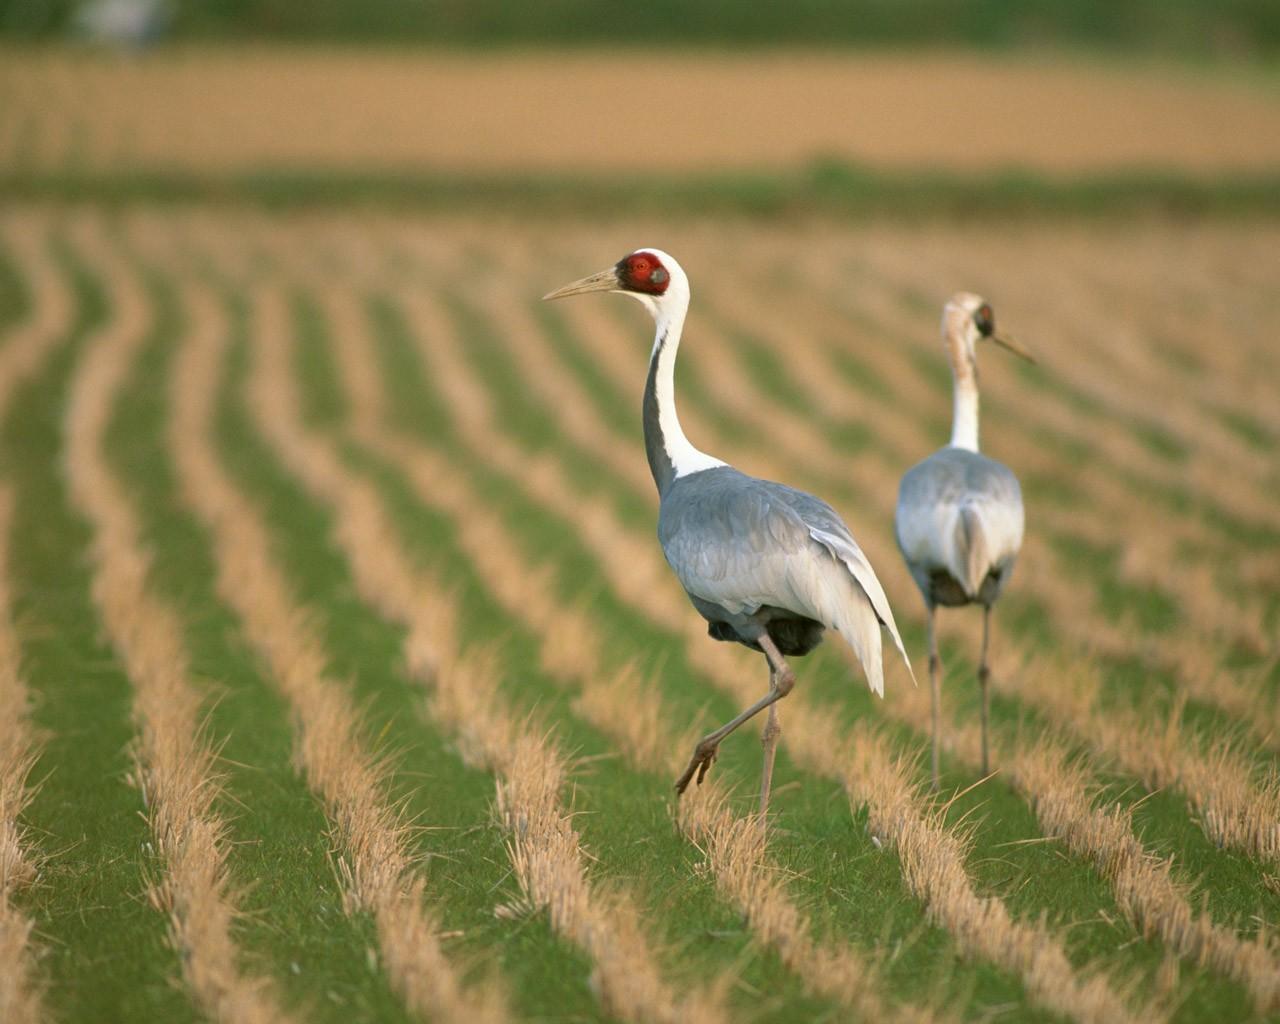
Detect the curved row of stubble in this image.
<box><xmin>160</xmin><ymin>266</ymin><xmax>507</xmax><ymax>1024</ymax></box>
<box><xmin>365</xmin><ymin>249</ymin><xmax>1145</xmax><ymax>1024</ymax></box>
<box><xmin>308</xmin><ymin>276</ymin><xmax>941</xmax><ymax>1024</ymax></box>
<box><xmin>235</xmin><ymin>271</ymin><xmax>730</xmax><ymax>1024</ymax></box>
<box><xmin>545</xmin><ymin>254</ymin><xmax>1280</xmax><ymax>869</ymax></box>
<box><xmin>0</xmin><ymin>217</ymin><xmax>67</xmax><ymax>1024</ymax></box>
<box><xmin>61</xmin><ymin>223</ymin><xmax>296</xmax><ymax>1023</ymax></box>
<box><xmin>688</xmin><ymin>259</ymin><xmax>1280</xmax><ymax>864</ymax></box>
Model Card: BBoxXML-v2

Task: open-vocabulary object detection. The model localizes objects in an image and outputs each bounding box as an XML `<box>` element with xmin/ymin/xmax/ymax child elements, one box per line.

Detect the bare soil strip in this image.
<box><xmin>63</xmin><ymin>225</ymin><xmax>296</xmax><ymax>1024</ymax></box>
<box><xmin>317</xmin><ymin>282</ymin><xmax>940</xmax><ymax>1024</ymax></box>
<box><xmin>241</xmin><ymin>277</ymin><xmax>725</xmax><ymax>1024</ymax></box>
<box><xmin>4</xmin><ymin>50</ymin><xmax>1280</xmax><ymax>177</ymax></box>
<box><xmin>166</xmin><ymin>273</ymin><xmax>505</xmax><ymax>1024</ymax></box>
<box><xmin>550</xmin><ymin>260</ymin><xmax>1280</xmax><ymax>866</ymax></box>
<box><xmin>377</xmin><ymin>264</ymin><xmax>1146</xmax><ymax>1024</ymax></box>
<box><xmin>0</xmin><ymin>215</ymin><xmax>82</xmax><ymax>1024</ymax></box>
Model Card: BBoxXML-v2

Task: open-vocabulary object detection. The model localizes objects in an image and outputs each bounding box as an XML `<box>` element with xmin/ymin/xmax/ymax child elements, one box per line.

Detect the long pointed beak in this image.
<box><xmin>991</xmin><ymin>332</ymin><xmax>1036</xmax><ymax>363</ymax></box>
<box><xmin>542</xmin><ymin>268</ymin><xmax>619</xmax><ymax>301</ymax></box>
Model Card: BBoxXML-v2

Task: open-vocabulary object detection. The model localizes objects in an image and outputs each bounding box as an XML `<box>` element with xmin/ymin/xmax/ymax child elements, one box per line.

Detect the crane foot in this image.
<box><xmin>674</xmin><ymin>737</ymin><xmax>719</xmax><ymax>795</ymax></box>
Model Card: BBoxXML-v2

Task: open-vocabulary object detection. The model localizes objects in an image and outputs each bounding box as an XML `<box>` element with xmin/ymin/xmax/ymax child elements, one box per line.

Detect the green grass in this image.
<box><xmin>107</xmin><ymin>262</ymin><xmax>413</xmax><ymax>1021</ymax></box>
<box><xmin>6</xmin><ymin>163</ymin><xmax>1280</xmax><ymax>221</ymax></box>
<box><xmin>8</xmin><ymin>0</ymin><xmax>1280</xmax><ymax>59</ymax></box>
<box><xmin>3</xmin><ymin>233</ymin><xmax>199</xmax><ymax>1022</ymax></box>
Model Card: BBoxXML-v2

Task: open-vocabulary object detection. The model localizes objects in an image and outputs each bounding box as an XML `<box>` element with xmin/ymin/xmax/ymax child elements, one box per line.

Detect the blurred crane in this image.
<box><xmin>545</xmin><ymin>249</ymin><xmax>913</xmax><ymax>814</ymax></box>
<box><xmin>895</xmin><ymin>294</ymin><xmax>1033</xmax><ymax>787</ymax></box>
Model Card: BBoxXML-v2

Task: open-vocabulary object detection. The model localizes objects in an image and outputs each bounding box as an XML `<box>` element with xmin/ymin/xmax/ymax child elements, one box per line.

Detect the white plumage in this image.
<box><xmin>895</xmin><ymin>292</ymin><xmax>1033</xmax><ymax>786</ymax></box>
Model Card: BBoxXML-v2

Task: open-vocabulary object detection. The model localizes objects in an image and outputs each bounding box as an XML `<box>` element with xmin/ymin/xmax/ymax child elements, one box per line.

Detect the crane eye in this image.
<box><xmin>974</xmin><ymin>304</ymin><xmax>995</xmax><ymax>337</ymax></box>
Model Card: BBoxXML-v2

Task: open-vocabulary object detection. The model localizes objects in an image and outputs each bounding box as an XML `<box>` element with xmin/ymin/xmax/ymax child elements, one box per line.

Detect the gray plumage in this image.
<box><xmin>662</xmin><ymin>465</ymin><xmax>903</xmax><ymax>695</ymax></box>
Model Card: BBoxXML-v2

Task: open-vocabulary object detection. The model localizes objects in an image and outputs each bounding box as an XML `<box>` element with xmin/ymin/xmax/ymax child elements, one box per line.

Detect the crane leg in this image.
<box><xmin>759</xmin><ymin>676</ymin><xmax>782</xmax><ymax>819</ymax></box>
<box><xmin>928</xmin><ymin>606</ymin><xmax>940</xmax><ymax>790</ymax></box>
<box><xmin>978</xmin><ymin>605</ymin><xmax>991</xmax><ymax>777</ymax></box>
<box><xmin>674</xmin><ymin>632</ymin><xmax>795</xmax><ymax>798</ymax></box>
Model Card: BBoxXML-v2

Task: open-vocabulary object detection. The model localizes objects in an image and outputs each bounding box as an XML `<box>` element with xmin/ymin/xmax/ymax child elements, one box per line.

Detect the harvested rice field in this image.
<box><xmin>0</xmin><ymin>203</ymin><xmax>1277</xmax><ymax>1023</ymax></box>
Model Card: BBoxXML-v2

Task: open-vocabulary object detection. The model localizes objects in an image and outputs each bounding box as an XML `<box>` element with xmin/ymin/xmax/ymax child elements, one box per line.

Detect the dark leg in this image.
<box><xmin>979</xmin><ymin>605</ymin><xmax>991</xmax><ymax>777</ymax></box>
<box><xmin>675</xmin><ymin>632</ymin><xmax>795</xmax><ymax>797</ymax></box>
<box><xmin>928</xmin><ymin>605</ymin><xmax>940</xmax><ymax>790</ymax></box>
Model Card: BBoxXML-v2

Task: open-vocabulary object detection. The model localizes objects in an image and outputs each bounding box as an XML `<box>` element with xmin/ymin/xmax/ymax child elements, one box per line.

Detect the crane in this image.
<box><xmin>545</xmin><ymin>249</ymin><xmax>914</xmax><ymax>814</ymax></box>
<box><xmin>894</xmin><ymin>293</ymin><xmax>1033</xmax><ymax>788</ymax></box>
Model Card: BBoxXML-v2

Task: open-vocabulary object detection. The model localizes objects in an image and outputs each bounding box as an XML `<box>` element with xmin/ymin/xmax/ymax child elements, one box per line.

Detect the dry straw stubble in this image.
<box><xmin>242</xmin><ymin>275</ymin><xmax>726</xmax><ymax>1024</ymax></box>
<box><xmin>162</xmin><ymin>262</ymin><xmax>505</xmax><ymax>1024</ymax></box>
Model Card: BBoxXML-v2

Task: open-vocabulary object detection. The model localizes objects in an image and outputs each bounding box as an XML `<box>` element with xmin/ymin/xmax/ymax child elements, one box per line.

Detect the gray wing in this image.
<box><xmin>659</xmin><ymin>468</ymin><xmax>913</xmax><ymax>695</ymax></box>
<box><xmin>895</xmin><ymin>448</ymin><xmax>1024</xmax><ymax>599</ymax></box>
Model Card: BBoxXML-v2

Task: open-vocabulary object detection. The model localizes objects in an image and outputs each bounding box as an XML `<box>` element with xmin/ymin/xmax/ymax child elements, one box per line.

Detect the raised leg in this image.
<box><xmin>927</xmin><ymin>605</ymin><xmax>940</xmax><ymax>790</ymax></box>
<box><xmin>675</xmin><ymin>632</ymin><xmax>795</xmax><ymax>797</ymax></box>
<box><xmin>978</xmin><ymin>605</ymin><xmax>991</xmax><ymax>777</ymax></box>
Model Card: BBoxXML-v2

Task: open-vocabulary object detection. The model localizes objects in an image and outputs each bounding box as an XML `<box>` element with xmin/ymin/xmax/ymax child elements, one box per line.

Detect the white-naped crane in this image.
<box><xmin>545</xmin><ymin>249</ymin><xmax>914</xmax><ymax>814</ymax></box>
<box><xmin>894</xmin><ymin>294</ymin><xmax>1033</xmax><ymax>788</ymax></box>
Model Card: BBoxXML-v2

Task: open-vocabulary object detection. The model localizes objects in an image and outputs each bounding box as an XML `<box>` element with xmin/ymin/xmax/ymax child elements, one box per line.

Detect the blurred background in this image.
<box><xmin>2</xmin><ymin>0</ymin><xmax>1279</xmax><ymax>217</ymax></box>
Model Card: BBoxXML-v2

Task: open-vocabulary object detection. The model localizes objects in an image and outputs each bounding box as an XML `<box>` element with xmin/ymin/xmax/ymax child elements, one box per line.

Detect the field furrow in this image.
<box><xmin>243</xmin><ymin>278</ymin><xmax>727</xmax><ymax>1024</ymax></box>
<box><xmin>1</xmin><ymin>202</ymin><xmax>1273</xmax><ymax>1023</ymax></box>
<box><xmin>2</xmin><ymin>215</ymin><xmax>206</xmax><ymax>1020</ymax></box>
<box><xmin>62</xmin><ymin>222</ymin><xmax>295</xmax><ymax>1023</ymax></box>
<box><xmin>166</xmin><ymin>272</ymin><xmax>505</xmax><ymax>1024</ymax></box>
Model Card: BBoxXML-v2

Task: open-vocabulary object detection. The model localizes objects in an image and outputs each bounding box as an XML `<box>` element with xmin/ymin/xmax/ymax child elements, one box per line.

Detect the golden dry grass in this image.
<box><xmin>0</xmin><ymin>482</ymin><xmax>43</xmax><ymax>1024</ymax></box>
<box><xmin>890</xmin><ymin>672</ymin><xmax>1280</xmax><ymax>1012</ymax></box>
<box><xmin>63</xmin><ymin>220</ymin><xmax>294</xmax><ymax>1023</ymax></box>
<box><xmin>3</xmin><ymin>50</ymin><xmax>1280</xmax><ymax>177</ymax></box>
<box><xmin>160</xmin><ymin>264</ymin><xmax>506</xmax><ymax>1024</ymax></box>
<box><xmin>242</xmin><ymin>278</ymin><xmax>727</xmax><ymax>1024</ymax></box>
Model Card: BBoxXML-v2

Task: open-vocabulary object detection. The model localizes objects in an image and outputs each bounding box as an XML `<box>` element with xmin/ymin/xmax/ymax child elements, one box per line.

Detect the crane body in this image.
<box><xmin>546</xmin><ymin>248</ymin><xmax>912</xmax><ymax>813</ymax></box>
<box><xmin>894</xmin><ymin>293</ymin><xmax>1032</xmax><ymax>786</ymax></box>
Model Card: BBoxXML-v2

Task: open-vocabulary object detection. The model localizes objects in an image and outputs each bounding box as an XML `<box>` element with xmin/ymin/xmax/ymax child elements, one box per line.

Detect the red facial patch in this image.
<box><xmin>615</xmin><ymin>251</ymin><xmax>670</xmax><ymax>295</ymax></box>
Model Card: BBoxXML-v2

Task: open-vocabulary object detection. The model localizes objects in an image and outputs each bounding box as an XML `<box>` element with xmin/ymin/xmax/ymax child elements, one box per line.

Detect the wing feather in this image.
<box><xmin>660</xmin><ymin>468</ymin><xmax>913</xmax><ymax>695</ymax></box>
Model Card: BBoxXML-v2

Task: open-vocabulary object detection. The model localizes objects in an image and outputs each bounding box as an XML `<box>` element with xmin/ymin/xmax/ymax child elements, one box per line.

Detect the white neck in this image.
<box><xmin>649</xmin><ymin>298</ymin><xmax>726</xmax><ymax>479</ymax></box>
<box><xmin>949</xmin><ymin>373</ymin><xmax>980</xmax><ymax>451</ymax></box>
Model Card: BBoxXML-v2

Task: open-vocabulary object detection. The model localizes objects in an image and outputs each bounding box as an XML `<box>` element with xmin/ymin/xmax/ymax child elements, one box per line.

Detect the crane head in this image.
<box><xmin>542</xmin><ymin>249</ymin><xmax>685</xmax><ymax>320</ymax></box>
<box><xmin>943</xmin><ymin>292</ymin><xmax>1035</xmax><ymax>364</ymax></box>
